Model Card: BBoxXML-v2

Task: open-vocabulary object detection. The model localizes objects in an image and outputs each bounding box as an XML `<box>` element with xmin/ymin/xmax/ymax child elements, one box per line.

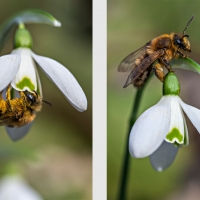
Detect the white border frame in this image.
<box><xmin>93</xmin><ymin>0</ymin><xmax>107</xmax><ymax>199</ymax></box>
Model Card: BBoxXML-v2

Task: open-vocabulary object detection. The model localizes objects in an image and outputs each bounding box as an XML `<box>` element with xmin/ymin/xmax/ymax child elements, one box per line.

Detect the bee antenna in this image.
<box><xmin>183</xmin><ymin>15</ymin><xmax>194</xmax><ymax>35</ymax></box>
<box><xmin>182</xmin><ymin>34</ymin><xmax>189</xmax><ymax>38</ymax></box>
<box><xmin>42</xmin><ymin>99</ymin><xmax>52</xmax><ymax>106</ymax></box>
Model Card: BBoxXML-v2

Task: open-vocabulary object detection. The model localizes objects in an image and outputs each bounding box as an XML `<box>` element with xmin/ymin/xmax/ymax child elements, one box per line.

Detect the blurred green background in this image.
<box><xmin>0</xmin><ymin>0</ymin><xmax>92</xmax><ymax>200</ymax></box>
<box><xmin>108</xmin><ymin>1</ymin><xmax>200</xmax><ymax>200</ymax></box>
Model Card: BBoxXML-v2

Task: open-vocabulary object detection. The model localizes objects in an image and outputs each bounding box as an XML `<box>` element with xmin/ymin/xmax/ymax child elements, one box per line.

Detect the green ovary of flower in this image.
<box><xmin>163</xmin><ymin>72</ymin><xmax>180</xmax><ymax>96</ymax></box>
<box><xmin>14</xmin><ymin>24</ymin><xmax>33</xmax><ymax>49</ymax></box>
<box><xmin>16</xmin><ymin>77</ymin><xmax>36</xmax><ymax>91</ymax></box>
<box><xmin>166</xmin><ymin>127</ymin><xmax>183</xmax><ymax>144</ymax></box>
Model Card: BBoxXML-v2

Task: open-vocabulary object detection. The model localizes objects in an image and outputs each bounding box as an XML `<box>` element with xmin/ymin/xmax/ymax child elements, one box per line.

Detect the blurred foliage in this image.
<box><xmin>108</xmin><ymin>1</ymin><xmax>200</xmax><ymax>200</ymax></box>
<box><xmin>0</xmin><ymin>0</ymin><xmax>92</xmax><ymax>200</ymax></box>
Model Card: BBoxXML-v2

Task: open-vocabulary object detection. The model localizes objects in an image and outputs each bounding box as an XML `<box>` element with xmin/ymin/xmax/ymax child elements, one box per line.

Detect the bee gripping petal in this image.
<box><xmin>0</xmin><ymin>55</ymin><xmax>20</xmax><ymax>91</ymax></box>
<box><xmin>31</xmin><ymin>52</ymin><xmax>87</xmax><ymax>111</ymax></box>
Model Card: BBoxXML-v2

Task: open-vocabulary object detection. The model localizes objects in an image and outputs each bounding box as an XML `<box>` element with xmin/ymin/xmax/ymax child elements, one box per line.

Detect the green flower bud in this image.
<box><xmin>14</xmin><ymin>23</ymin><xmax>33</xmax><ymax>49</ymax></box>
<box><xmin>163</xmin><ymin>72</ymin><xmax>180</xmax><ymax>96</ymax></box>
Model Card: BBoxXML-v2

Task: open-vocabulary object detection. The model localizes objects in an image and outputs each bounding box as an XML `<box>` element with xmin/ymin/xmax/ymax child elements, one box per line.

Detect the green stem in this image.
<box><xmin>117</xmin><ymin>75</ymin><xmax>152</xmax><ymax>200</ymax></box>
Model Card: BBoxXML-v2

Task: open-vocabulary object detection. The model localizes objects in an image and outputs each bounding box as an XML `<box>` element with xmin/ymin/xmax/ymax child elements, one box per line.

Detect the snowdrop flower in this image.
<box><xmin>2</xmin><ymin>23</ymin><xmax>87</xmax><ymax>112</ymax></box>
<box><xmin>129</xmin><ymin>72</ymin><xmax>200</xmax><ymax>171</ymax></box>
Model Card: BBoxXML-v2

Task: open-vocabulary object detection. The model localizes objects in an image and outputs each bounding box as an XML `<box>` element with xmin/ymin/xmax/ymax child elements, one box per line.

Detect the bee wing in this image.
<box><xmin>118</xmin><ymin>45</ymin><xmax>147</xmax><ymax>72</ymax></box>
<box><xmin>0</xmin><ymin>114</ymin><xmax>14</xmax><ymax>126</ymax></box>
<box><xmin>123</xmin><ymin>49</ymin><xmax>164</xmax><ymax>88</ymax></box>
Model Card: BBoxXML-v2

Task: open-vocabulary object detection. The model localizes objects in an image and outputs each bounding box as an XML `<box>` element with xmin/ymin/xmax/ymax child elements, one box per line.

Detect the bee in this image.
<box><xmin>118</xmin><ymin>16</ymin><xmax>194</xmax><ymax>88</ymax></box>
<box><xmin>0</xmin><ymin>87</ymin><xmax>42</xmax><ymax>127</ymax></box>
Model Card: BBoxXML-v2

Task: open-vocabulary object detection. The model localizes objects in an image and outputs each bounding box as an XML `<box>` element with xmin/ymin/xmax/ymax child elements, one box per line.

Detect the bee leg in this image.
<box><xmin>6</xmin><ymin>85</ymin><xmax>13</xmax><ymax>111</ymax></box>
<box><xmin>160</xmin><ymin>57</ymin><xmax>174</xmax><ymax>72</ymax></box>
<box><xmin>6</xmin><ymin>85</ymin><xmax>11</xmax><ymax>100</ymax></box>
<box><xmin>177</xmin><ymin>50</ymin><xmax>187</xmax><ymax>58</ymax></box>
<box><xmin>19</xmin><ymin>91</ymin><xmax>27</xmax><ymax>108</ymax></box>
<box><xmin>0</xmin><ymin>92</ymin><xmax>4</xmax><ymax>115</ymax></box>
<box><xmin>153</xmin><ymin>63</ymin><xmax>165</xmax><ymax>82</ymax></box>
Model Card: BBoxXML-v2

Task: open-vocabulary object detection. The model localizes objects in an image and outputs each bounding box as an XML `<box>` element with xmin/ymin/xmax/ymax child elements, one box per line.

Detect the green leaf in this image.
<box><xmin>0</xmin><ymin>9</ymin><xmax>61</xmax><ymax>51</ymax></box>
<box><xmin>171</xmin><ymin>57</ymin><xmax>200</xmax><ymax>74</ymax></box>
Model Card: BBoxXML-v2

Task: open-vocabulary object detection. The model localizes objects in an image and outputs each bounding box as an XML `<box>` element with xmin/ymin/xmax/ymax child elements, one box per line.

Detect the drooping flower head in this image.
<box><xmin>0</xmin><ymin>9</ymin><xmax>87</xmax><ymax>140</ymax></box>
<box><xmin>9</xmin><ymin>23</ymin><xmax>87</xmax><ymax>112</ymax></box>
<box><xmin>129</xmin><ymin>72</ymin><xmax>200</xmax><ymax>171</ymax></box>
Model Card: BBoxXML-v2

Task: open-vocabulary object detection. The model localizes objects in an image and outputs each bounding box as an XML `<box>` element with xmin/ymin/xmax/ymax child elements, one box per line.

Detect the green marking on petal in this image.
<box><xmin>16</xmin><ymin>77</ymin><xmax>36</xmax><ymax>91</ymax></box>
<box><xmin>166</xmin><ymin>127</ymin><xmax>184</xmax><ymax>144</ymax></box>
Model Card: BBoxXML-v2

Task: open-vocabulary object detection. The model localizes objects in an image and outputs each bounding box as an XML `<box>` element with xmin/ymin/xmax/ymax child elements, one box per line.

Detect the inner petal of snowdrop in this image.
<box><xmin>165</xmin><ymin>96</ymin><xmax>184</xmax><ymax>144</ymax></box>
<box><xmin>11</xmin><ymin>48</ymin><xmax>37</xmax><ymax>92</ymax></box>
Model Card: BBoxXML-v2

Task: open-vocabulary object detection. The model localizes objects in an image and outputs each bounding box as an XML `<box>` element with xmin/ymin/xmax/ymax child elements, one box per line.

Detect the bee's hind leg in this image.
<box><xmin>153</xmin><ymin>63</ymin><xmax>165</xmax><ymax>82</ymax></box>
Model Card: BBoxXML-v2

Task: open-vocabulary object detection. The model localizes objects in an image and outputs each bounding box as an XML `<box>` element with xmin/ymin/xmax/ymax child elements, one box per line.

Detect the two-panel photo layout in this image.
<box><xmin>108</xmin><ymin>1</ymin><xmax>200</xmax><ymax>200</ymax></box>
<box><xmin>0</xmin><ymin>1</ymin><xmax>200</xmax><ymax>200</ymax></box>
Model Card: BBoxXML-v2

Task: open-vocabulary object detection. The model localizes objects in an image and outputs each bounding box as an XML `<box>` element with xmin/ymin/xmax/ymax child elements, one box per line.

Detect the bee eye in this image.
<box><xmin>24</xmin><ymin>91</ymin><xmax>36</xmax><ymax>104</ymax></box>
<box><xmin>177</xmin><ymin>39</ymin><xmax>181</xmax><ymax>44</ymax></box>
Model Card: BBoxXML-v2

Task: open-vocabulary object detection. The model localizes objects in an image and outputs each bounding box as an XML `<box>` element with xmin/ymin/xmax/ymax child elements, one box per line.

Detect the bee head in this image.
<box><xmin>24</xmin><ymin>90</ymin><xmax>42</xmax><ymax>111</ymax></box>
<box><xmin>173</xmin><ymin>33</ymin><xmax>191</xmax><ymax>52</ymax></box>
<box><xmin>173</xmin><ymin>16</ymin><xmax>194</xmax><ymax>52</ymax></box>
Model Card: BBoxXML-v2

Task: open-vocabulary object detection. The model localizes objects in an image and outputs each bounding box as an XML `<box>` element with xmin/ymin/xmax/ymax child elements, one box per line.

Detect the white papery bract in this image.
<box><xmin>129</xmin><ymin>95</ymin><xmax>200</xmax><ymax>171</ymax></box>
<box><xmin>10</xmin><ymin>47</ymin><xmax>87</xmax><ymax>112</ymax></box>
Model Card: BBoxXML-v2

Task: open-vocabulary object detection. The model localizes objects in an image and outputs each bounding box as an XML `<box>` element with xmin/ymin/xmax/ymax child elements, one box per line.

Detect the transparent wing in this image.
<box><xmin>123</xmin><ymin>49</ymin><xmax>164</xmax><ymax>88</ymax></box>
<box><xmin>0</xmin><ymin>113</ymin><xmax>14</xmax><ymax>126</ymax></box>
<box><xmin>118</xmin><ymin>45</ymin><xmax>147</xmax><ymax>72</ymax></box>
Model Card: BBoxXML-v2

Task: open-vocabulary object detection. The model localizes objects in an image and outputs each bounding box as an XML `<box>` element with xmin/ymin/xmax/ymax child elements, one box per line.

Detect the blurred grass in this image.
<box><xmin>108</xmin><ymin>1</ymin><xmax>200</xmax><ymax>200</ymax></box>
<box><xmin>0</xmin><ymin>1</ymin><xmax>92</xmax><ymax>199</ymax></box>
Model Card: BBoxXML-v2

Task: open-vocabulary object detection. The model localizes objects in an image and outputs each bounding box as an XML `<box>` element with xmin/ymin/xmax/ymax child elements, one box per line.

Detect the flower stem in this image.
<box><xmin>117</xmin><ymin>76</ymin><xmax>152</xmax><ymax>200</ymax></box>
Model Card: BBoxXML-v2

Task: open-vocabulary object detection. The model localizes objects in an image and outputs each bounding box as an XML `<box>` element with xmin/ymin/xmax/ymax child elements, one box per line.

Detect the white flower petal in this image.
<box><xmin>34</xmin><ymin>65</ymin><xmax>43</xmax><ymax>97</ymax></box>
<box><xmin>31</xmin><ymin>52</ymin><xmax>87</xmax><ymax>112</ymax></box>
<box><xmin>0</xmin><ymin>175</ymin><xmax>43</xmax><ymax>200</ymax></box>
<box><xmin>6</xmin><ymin>123</ymin><xmax>32</xmax><ymax>141</ymax></box>
<box><xmin>150</xmin><ymin>141</ymin><xmax>179</xmax><ymax>172</ymax></box>
<box><xmin>0</xmin><ymin>55</ymin><xmax>20</xmax><ymax>91</ymax></box>
<box><xmin>178</xmin><ymin>97</ymin><xmax>200</xmax><ymax>133</ymax></box>
<box><xmin>165</xmin><ymin>96</ymin><xmax>184</xmax><ymax>144</ymax></box>
<box><xmin>183</xmin><ymin>113</ymin><xmax>189</xmax><ymax>146</ymax></box>
<box><xmin>129</xmin><ymin>96</ymin><xmax>171</xmax><ymax>158</ymax></box>
<box><xmin>11</xmin><ymin>48</ymin><xmax>37</xmax><ymax>92</ymax></box>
